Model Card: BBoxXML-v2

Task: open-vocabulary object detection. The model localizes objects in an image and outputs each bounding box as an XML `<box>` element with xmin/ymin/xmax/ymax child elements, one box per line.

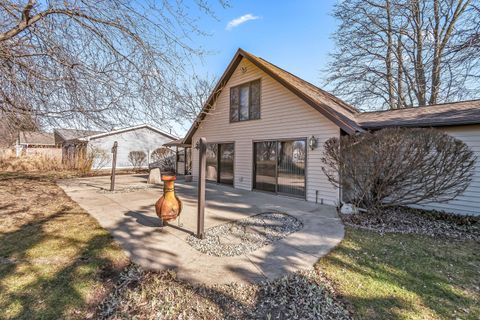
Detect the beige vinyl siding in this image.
<box><xmin>415</xmin><ymin>125</ymin><xmax>480</xmax><ymax>216</ymax></box>
<box><xmin>191</xmin><ymin>58</ymin><xmax>340</xmax><ymax>205</ymax></box>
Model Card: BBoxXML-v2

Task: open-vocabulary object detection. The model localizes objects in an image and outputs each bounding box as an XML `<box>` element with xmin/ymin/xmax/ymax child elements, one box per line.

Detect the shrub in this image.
<box><xmin>0</xmin><ymin>150</ymin><xmax>64</xmax><ymax>172</ymax></box>
<box><xmin>89</xmin><ymin>147</ymin><xmax>110</xmax><ymax>172</ymax></box>
<box><xmin>321</xmin><ymin>128</ymin><xmax>476</xmax><ymax>211</ymax></box>
<box><xmin>128</xmin><ymin>151</ymin><xmax>147</xmax><ymax>171</ymax></box>
<box><xmin>150</xmin><ymin>147</ymin><xmax>176</xmax><ymax>173</ymax></box>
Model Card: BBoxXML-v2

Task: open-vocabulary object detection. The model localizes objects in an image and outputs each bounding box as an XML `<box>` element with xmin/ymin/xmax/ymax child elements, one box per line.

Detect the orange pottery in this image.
<box><xmin>155</xmin><ymin>175</ymin><xmax>182</xmax><ymax>222</ymax></box>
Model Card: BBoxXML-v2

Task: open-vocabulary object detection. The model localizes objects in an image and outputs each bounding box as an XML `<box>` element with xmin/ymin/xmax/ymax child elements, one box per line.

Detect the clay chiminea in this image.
<box><xmin>155</xmin><ymin>175</ymin><xmax>182</xmax><ymax>224</ymax></box>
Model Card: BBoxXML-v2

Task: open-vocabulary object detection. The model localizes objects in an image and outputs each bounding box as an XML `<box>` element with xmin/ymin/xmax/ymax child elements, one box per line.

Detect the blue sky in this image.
<box><xmin>188</xmin><ymin>0</ymin><xmax>339</xmax><ymax>86</ymax></box>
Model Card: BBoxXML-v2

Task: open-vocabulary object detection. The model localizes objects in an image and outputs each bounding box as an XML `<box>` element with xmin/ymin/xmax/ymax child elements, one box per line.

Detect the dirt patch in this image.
<box><xmin>341</xmin><ymin>207</ymin><xmax>480</xmax><ymax>241</ymax></box>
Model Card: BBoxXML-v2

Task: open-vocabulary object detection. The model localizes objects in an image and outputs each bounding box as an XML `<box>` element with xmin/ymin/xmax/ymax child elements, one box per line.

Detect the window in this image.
<box><xmin>230</xmin><ymin>79</ymin><xmax>260</xmax><ymax>122</ymax></box>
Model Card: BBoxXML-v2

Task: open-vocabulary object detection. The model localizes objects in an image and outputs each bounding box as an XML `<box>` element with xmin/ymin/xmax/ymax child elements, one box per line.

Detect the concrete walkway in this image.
<box><xmin>58</xmin><ymin>174</ymin><xmax>344</xmax><ymax>285</ymax></box>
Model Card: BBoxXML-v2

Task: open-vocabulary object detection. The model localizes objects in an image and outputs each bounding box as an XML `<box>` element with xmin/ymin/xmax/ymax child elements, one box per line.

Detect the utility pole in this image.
<box><xmin>196</xmin><ymin>137</ymin><xmax>206</xmax><ymax>239</ymax></box>
<box><xmin>110</xmin><ymin>141</ymin><xmax>118</xmax><ymax>191</ymax></box>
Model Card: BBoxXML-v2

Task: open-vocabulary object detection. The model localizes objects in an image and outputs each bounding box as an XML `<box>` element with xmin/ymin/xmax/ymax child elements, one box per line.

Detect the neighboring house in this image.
<box><xmin>176</xmin><ymin>49</ymin><xmax>479</xmax><ymax>216</ymax></box>
<box><xmin>54</xmin><ymin>128</ymin><xmax>106</xmax><ymax>169</ymax></box>
<box><xmin>78</xmin><ymin>125</ymin><xmax>178</xmax><ymax>169</ymax></box>
<box><xmin>54</xmin><ymin>128</ymin><xmax>105</xmax><ymax>146</ymax></box>
<box><xmin>16</xmin><ymin>131</ymin><xmax>61</xmax><ymax>158</ymax></box>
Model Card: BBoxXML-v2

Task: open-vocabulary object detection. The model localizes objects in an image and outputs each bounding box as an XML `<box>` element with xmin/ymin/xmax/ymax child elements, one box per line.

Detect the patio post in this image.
<box><xmin>110</xmin><ymin>141</ymin><xmax>118</xmax><ymax>191</ymax></box>
<box><xmin>196</xmin><ymin>137</ymin><xmax>206</xmax><ymax>239</ymax></box>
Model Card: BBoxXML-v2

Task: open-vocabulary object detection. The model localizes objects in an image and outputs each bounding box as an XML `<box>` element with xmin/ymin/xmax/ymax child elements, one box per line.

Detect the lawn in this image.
<box><xmin>0</xmin><ymin>172</ymin><xmax>129</xmax><ymax>319</ymax></box>
<box><xmin>316</xmin><ymin>227</ymin><xmax>480</xmax><ymax>320</ymax></box>
<box><xmin>1</xmin><ymin>172</ymin><xmax>478</xmax><ymax>319</ymax></box>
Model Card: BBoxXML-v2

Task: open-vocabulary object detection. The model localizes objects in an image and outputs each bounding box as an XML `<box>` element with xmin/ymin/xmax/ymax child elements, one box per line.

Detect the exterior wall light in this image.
<box><xmin>309</xmin><ymin>135</ymin><xmax>318</xmax><ymax>150</ymax></box>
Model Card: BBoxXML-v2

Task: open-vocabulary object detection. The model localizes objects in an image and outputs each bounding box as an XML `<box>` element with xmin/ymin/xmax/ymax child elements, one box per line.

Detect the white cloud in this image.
<box><xmin>226</xmin><ymin>14</ymin><xmax>260</xmax><ymax>30</ymax></box>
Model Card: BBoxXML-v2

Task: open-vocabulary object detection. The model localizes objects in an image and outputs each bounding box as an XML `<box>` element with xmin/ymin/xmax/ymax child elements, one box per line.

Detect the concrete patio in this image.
<box><xmin>58</xmin><ymin>174</ymin><xmax>344</xmax><ymax>285</ymax></box>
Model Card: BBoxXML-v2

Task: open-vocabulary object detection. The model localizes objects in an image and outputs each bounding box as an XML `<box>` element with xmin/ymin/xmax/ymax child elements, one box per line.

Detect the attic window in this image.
<box><xmin>230</xmin><ymin>79</ymin><xmax>261</xmax><ymax>122</ymax></box>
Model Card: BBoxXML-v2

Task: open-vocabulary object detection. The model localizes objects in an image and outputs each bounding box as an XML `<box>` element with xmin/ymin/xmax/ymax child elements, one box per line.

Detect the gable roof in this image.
<box><xmin>356</xmin><ymin>99</ymin><xmax>480</xmax><ymax>129</ymax></box>
<box><xmin>54</xmin><ymin>128</ymin><xmax>105</xmax><ymax>142</ymax></box>
<box><xmin>79</xmin><ymin>124</ymin><xmax>177</xmax><ymax>141</ymax></box>
<box><xmin>181</xmin><ymin>48</ymin><xmax>480</xmax><ymax>145</ymax></box>
<box><xmin>18</xmin><ymin>131</ymin><xmax>55</xmax><ymax>146</ymax></box>
<box><xmin>184</xmin><ymin>48</ymin><xmax>363</xmax><ymax>143</ymax></box>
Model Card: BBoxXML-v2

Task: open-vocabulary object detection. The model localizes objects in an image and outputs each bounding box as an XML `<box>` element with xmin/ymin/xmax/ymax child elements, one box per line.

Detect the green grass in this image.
<box><xmin>0</xmin><ymin>172</ymin><xmax>129</xmax><ymax>319</ymax></box>
<box><xmin>316</xmin><ymin>227</ymin><xmax>480</xmax><ymax>319</ymax></box>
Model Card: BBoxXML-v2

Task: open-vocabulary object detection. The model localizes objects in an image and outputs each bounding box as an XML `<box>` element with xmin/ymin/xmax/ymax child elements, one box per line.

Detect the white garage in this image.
<box><xmin>76</xmin><ymin>124</ymin><xmax>177</xmax><ymax>170</ymax></box>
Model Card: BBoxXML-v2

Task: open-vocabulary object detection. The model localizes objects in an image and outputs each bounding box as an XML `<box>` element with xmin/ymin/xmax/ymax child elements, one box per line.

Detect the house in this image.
<box><xmin>55</xmin><ymin>124</ymin><xmax>178</xmax><ymax>170</ymax></box>
<box><xmin>176</xmin><ymin>48</ymin><xmax>479</xmax><ymax>216</ymax></box>
<box><xmin>54</xmin><ymin>128</ymin><xmax>105</xmax><ymax>146</ymax></box>
<box><xmin>54</xmin><ymin>128</ymin><xmax>106</xmax><ymax>169</ymax></box>
<box><xmin>15</xmin><ymin>131</ymin><xmax>61</xmax><ymax>159</ymax></box>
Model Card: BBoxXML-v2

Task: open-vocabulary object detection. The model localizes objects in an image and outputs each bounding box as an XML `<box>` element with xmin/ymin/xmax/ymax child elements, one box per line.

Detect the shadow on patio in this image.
<box><xmin>58</xmin><ymin>174</ymin><xmax>344</xmax><ymax>284</ymax></box>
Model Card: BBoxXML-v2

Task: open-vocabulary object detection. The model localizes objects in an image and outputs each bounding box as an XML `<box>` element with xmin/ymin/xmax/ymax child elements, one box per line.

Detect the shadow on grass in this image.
<box><xmin>316</xmin><ymin>227</ymin><xmax>480</xmax><ymax>319</ymax></box>
<box><xmin>0</xmin><ymin>179</ymin><xmax>127</xmax><ymax>319</ymax></box>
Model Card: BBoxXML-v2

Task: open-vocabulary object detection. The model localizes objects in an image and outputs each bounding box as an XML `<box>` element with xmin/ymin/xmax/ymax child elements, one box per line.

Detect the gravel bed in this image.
<box><xmin>97</xmin><ymin>264</ymin><xmax>352</xmax><ymax>320</ymax></box>
<box><xmin>97</xmin><ymin>184</ymin><xmax>158</xmax><ymax>194</ymax></box>
<box><xmin>186</xmin><ymin>212</ymin><xmax>303</xmax><ymax>257</ymax></box>
<box><xmin>342</xmin><ymin>207</ymin><xmax>480</xmax><ymax>241</ymax></box>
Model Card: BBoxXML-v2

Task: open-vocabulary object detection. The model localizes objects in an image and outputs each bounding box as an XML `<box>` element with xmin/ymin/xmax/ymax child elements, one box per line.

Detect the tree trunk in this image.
<box><xmin>396</xmin><ymin>34</ymin><xmax>405</xmax><ymax>108</ymax></box>
<box><xmin>385</xmin><ymin>0</ymin><xmax>396</xmax><ymax>109</ymax></box>
<box><xmin>412</xmin><ymin>0</ymin><xmax>427</xmax><ymax>106</ymax></box>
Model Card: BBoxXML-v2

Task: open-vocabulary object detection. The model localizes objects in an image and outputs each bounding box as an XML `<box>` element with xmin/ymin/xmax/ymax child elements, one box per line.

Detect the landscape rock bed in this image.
<box><xmin>342</xmin><ymin>207</ymin><xmax>479</xmax><ymax>241</ymax></box>
<box><xmin>97</xmin><ymin>184</ymin><xmax>159</xmax><ymax>194</ymax></box>
<box><xmin>186</xmin><ymin>212</ymin><xmax>303</xmax><ymax>256</ymax></box>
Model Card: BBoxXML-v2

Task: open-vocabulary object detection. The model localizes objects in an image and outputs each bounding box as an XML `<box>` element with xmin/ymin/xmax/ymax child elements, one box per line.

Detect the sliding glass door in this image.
<box><xmin>205</xmin><ymin>143</ymin><xmax>234</xmax><ymax>185</ymax></box>
<box><xmin>253</xmin><ymin>141</ymin><xmax>277</xmax><ymax>192</ymax></box>
<box><xmin>277</xmin><ymin>140</ymin><xmax>306</xmax><ymax>197</ymax></box>
<box><xmin>206</xmin><ymin>144</ymin><xmax>218</xmax><ymax>182</ymax></box>
<box><xmin>254</xmin><ymin>139</ymin><xmax>306</xmax><ymax>198</ymax></box>
<box><xmin>219</xmin><ymin>143</ymin><xmax>234</xmax><ymax>185</ymax></box>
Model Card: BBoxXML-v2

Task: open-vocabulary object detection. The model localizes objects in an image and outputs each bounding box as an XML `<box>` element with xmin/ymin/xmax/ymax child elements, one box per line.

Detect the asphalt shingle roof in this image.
<box><xmin>54</xmin><ymin>128</ymin><xmax>105</xmax><ymax>141</ymax></box>
<box><xmin>18</xmin><ymin>131</ymin><xmax>55</xmax><ymax>145</ymax></box>
<box><xmin>356</xmin><ymin>100</ymin><xmax>480</xmax><ymax>129</ymax></box>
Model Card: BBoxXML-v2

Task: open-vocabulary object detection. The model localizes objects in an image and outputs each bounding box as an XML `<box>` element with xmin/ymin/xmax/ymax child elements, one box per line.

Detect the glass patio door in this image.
<box><xmin>205</xmin><ymin>143</ymin><xmax>234</xmax><ymax>185</ymax></box>
<box><xmin>219</xmin><ymin>143</ymin><xmax>234</xmax><ymax>185</ymax></box>
<box><xmin>206</xmin><ymin>144</ymin><xmax>218</xmax><ymax>182</ymax></box>
<box><xmin>277</xmin><ymin>140</ymin><xmax>306</xmax><ymax>197</ymax></box>
<box><xmin>253</xmin><ymin>141</ymin><xmax>277</xmax><ymax>192</ymax></box>
<box><xmin>254</xmin><ymin>139</ymin><xmax>306</xmax><ymax>198</ymax></box>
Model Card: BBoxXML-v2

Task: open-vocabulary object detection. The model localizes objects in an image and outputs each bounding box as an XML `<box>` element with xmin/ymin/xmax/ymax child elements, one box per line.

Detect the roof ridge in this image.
<box><xmin>358</xmin><ymin>99</ymin><xmax>480</xmax><ymax>115</ymax></box>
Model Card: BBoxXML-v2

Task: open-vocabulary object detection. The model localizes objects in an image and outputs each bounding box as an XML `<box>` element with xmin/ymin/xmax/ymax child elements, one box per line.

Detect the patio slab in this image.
<box><xmin>58</xmin><ymin>174</ymin><xmax>344</xmax><ymax>285</ymax></box>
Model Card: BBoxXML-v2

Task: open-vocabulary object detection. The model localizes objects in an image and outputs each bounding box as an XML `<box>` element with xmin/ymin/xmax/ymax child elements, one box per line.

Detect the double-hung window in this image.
<box><xmin>230</xmin><ymin>79</ymin><xmax>261</xmax><ymax>122</ymax></box>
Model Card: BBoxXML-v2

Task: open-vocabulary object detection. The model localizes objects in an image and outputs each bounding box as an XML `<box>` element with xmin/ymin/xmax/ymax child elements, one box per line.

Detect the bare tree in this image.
<box><xmin>0</xmin><ymin>0</ymin><xmax>225</xmax><ymax>133</ymax></box>
<box><xmin>0</xmin><ymin>111</ymin><xmax>38</xmax><ymax>147</ymax></box>
<box><xmin>321</xmin><ymin>128</ymin><xmax>476</xmax><ymax>211</ymax></box>
<box><xmin>150</xmin><ymin>147</ymin><xmax>175</xmax><ymax>172</ymax></box>
<box><xmin>128</xmin><ymin>150</ymin><xmax>146</xmax><ymax>171</ymax></box>
<box><xmin>89</xmin><ymin>146</ymin><xmax>110</xmax><ymax>172</ymax></box>
<box><xmin>171</xmin><ymin>74</ymin><xmax>217</xmax><ymax>126</ymax></box>
<box><xmin>325</xmin><ymin>0</ymin><xmax>480</xmax><ymax>110</ymax></box>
